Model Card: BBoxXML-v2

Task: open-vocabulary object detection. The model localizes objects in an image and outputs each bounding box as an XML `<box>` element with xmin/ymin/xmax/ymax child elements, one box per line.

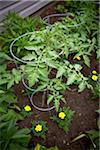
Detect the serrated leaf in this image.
<box><xmin>37</xmin><ymin>83</ymin><xmax>47</xmax><ymax>91</ymax></box>
<box><xmin>61</xmin><ymin>97</ymin><xmax>66</xmax><ymax>103</ymax></box>
<box><xmin>45</xmin><ymin>59</ymin><xmax>57</xmax><ymax>68</ymax></box>
<box><xmin>38</xmin><ymin>68</ymin><xmax>47</xmax><ymax>78</ymax></box>
<box><xmin>74</xmin><ymin>64</ymin><xmax>82</xmax><ymax>71</ymax></box>
<box><xmin>67</xmin><ymin>74</ymin><xmax>76</xmax><ymax>85</ymax></box>
<box><xmin>83</xmin><ymin>55</ymin><xmax>90</xmax><ymax>67</ymax></box>
<box><xmin>28</xmin><ymin>72</ymin><xmax>38</xmax><ymax>87</ymax></box>
<box><xmin>22</xmin><ymin>54</ymin><xmax>35</xmax><ymax>61</ymax></box>
<box><xmin>7</xmin><ymin>79</ymin><xmax>14</xmax><ymax>89</ymax></box>
<box><xmin>78</xmin><ymin>81</ymin><xmax>86</xmax><ymax>92</ymax></box>
<box><xmin>56</xmin><ymin>67</ymin><xmax>65</xmax><ymax>78</ymax></box>
<box><xmin>47</xmin><ymin>95</ymin><xmax>54</xmax><ymax>105</ymax></box>
<box><xmin>48</xmin><ymin>51</ymin><xmax>58</xmax><ymax>58</ymax></box>
<box><xmin>12</xmin><ymin>69</ymin><xmax>21</xmax><ymax>84</ymax></box>
<box><xmin>0</xmin><ymin>79</ymin><xmax>8</xmax><ymax>85</ymax></box>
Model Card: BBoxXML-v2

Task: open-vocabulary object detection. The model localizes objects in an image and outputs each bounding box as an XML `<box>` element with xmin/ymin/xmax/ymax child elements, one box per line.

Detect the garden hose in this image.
<box><xmin>30</xmin><ymin>91</ymin><xmax>55</xmax><ymax>112</ymax></box>
<box><xmin>43</xmin><ymin>12</ymin><xmax>85</xmax><ymax>27</ymax></box>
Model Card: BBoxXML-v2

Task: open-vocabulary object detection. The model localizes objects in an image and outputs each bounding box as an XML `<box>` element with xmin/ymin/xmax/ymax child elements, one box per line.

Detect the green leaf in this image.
<box><xmin>9</xmin><ymin>143</ymin><xmax>28</xmax><ymax>150</ymax></box>
<box><xmin>0</xmin><ymin>122</ymin><xmax>8</xmax><ymax>129</ymax></box>
<box><xmin>78</xmin><ymin>81</ymin><xmax>86</xmax><ymax>92</ymax></box>
<box><xmin>83</xmin><ymin>55</ymin><xmax>90</xmax><ymax>67</ymax></box>
<box><xmin>0</xmin><ymin>52</ymin><xmax>12</xmax><ymax>61</ymax></box>
<box><xmin>67</xmin><ymin>74</ymin><xmax>76</xmax><ymax>85</ymax></box>
<box><xmin>0</xmin><ymin>79</ymin><xmax>8</xmax><ymax>85</ymax></box>
<box><xmin>54</xmin><ymin>99</ymin><xmax>59</xmax><ymax>112</ymax></box>
<box><xmin>0</xmin><ymin>107</ymin><xmax>6</xmax><ymax>113</ymax></box>
<box><xmin>0</xmin><ymin>90</ymin><xmax>5</xmax><ymax>94</ymax></box>
<box><xmin>0</xmin><ymin>92</ymin><xmax>17</xmax><ymax>104</ymax></box>
<box><xmin>7</xmin><ymin>79</ymin><xmax>14</xmax><ymax>89</ymax></box>
<box><xmin>38</xmin><ymin>68</ymin><xmax>48</xmax><ymax>78</ymax></box>
<box><xmin>28</xmin><ymin>72</ymin><xmax>38</xmax><ymax>87</ymax></box>
<box><xmin>22</xmin><ymin>54</ymin><xmax>35</xmax><ymax>61</ymax></box>
<box><xmin>12</xmin><ymin>69</ymin><xmax>21</xmax><ymax>84</ymax></box>
<box><xmin>74</xmin><ymin>64</ymin><xmax>82</xmax><ymax>71</ymax></box>
<box><xmin>48</xmin><ymin>51</ymin><xmax>58</xmax><ymax>58</ymax></box>
<box><xmin>24</xmin><ymin>46</ymin><xmax>36</xmax><ymax>51</ymax></box>
<box><xmin>47</xmin><ymin>95</ymin><xmax>54</xmax><ymax>105</ymax></box>
<box><xmin>56</xmin><ymin>67</ymin><xmax>65</xmax><ymax>78</ymax></box>
<box><xmin>11</xmin><ymin>128</ymin><xmax>30</xmax><ymax>139</ymax></box>
<box><xmin>86</xmin><ymin>130</ymin><xmax>99</xmax><ymax>139</ymax></box>
<box><xmin>45</xmin><ymin>59</ymin><xmax>57</xmax><ymax>68</ymax></box>
<box><xmin>96</xmin><ymin>109</ymin><xmax>100</xmax><ymax>114</ymax></box>
<box><xmin>36</xmin><ymin>83</ymin><xmax>47</xmax><ymax>91</ymax></box>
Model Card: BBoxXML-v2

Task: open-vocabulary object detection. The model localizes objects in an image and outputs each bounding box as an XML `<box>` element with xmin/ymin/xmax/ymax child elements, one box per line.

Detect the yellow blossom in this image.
<box><xmin>34</xmin><ymin>144</ymin><xmax>40</xmax><ymax>150</ymax></box>
<box><xmin>24</xmin><ymin>105</ymin><xmax>31</xmax><ymax>112</ymax></box>
<box><xmin>35</xmin><ymin>124</ymin><xmax>42</xmax><ymax>132</ymax></box>
<box><xmin>92</xmin><ymin>70</ymin><xmax>97</xmax><ymax>74</ymax></box>
<box><xmin>58</xmin><ymin>112</ymin><xmax>66</xmax><ymax>119</ymax></box>
<box><xmin>76</xmin><ymin>56</ymin><xmax>81</xmax><ymax>60</ymax></box>
<box><xmin>92</xmin><ymin>75</ymin><xmax>98</xmax><ymax>81</ymax></box>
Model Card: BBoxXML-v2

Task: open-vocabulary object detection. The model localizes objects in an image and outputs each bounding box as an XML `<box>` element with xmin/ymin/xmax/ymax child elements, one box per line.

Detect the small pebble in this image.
<box><xmin>79</xmin><ymin>113</ymin><xmax>82</xmax><ymax>116</ymax></box>
<box><xmin>66</xmin><ymin>142</ymin><xmax>70</xmax><ymax>145</ymax></box>
<box><xmin>63</xmin><ymin>140</ymin><xmax>66</xmax><ymax>144</ymax></box>
<box><xmin>81</xmin><ymin>121</ymin><xmax>84</xmax><ymax>125</ymax></box>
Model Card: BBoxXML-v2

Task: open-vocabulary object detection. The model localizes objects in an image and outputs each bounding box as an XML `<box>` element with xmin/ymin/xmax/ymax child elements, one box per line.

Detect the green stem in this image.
<box><xmin>3</xmin><ymin>140</ymin><xmax>10</xmax><ymax>150</ymax></box>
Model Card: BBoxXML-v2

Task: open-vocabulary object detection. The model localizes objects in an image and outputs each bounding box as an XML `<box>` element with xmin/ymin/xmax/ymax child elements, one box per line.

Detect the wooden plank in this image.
<box><xmin>0</xmin><ymin>1</ymin><xmax>18</xmax><ymax>10</ymax></box>
<box><xmin>19</xmin><ymin>0</ymin><xmax>52</xmax><ymax>18</ymax></box>
<box><xmin>0</xmin><ymin>1</ymin><xmax>37</xmax><ymax>22</ymax></box>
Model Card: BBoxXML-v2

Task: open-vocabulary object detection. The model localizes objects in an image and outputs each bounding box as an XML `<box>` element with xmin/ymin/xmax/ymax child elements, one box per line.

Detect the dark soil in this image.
<box><xmin>12</xmin><ymin>1</ymin><xmax>99</xmax><ymax>150</ymax></box>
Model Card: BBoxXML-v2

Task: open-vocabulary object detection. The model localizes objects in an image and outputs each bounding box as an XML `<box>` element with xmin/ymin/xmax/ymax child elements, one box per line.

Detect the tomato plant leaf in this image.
<box><xmin>83</xmin><ymin>55</ymin><xmax>90</xmax><ymax>67</ymax></box>
<box><xmin>67</xmin><ymin>74</ymin><xmax>76</xmax><ymax>85</ymax></box>
<box><xmin>56</xmin><ymin>67</ymin><xmax>65</xmax><ymax>78</ymax></box>
<box><xmin>78</xmin><ymin>81</ymin><xmax>86</xmax><ymax>92</ymax></box>
<box><xmin>47</xmin><ymin>95</ymin><xmax>54</xmax><ymax>105</ymax></box>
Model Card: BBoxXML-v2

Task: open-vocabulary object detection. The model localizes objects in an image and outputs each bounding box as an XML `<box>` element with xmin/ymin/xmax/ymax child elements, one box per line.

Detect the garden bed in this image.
<box><xmin>14</xmin><ymin>52</ymin><xmax>98</xmax><ymax>150</ymax></box>
<box><xmin>0</xmin><ymin>1</ymin><xmax>99</xmax><ymax>150</ymax></box>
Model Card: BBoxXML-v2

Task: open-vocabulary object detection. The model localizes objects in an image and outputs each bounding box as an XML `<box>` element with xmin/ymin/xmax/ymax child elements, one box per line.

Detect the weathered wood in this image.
<box><xmin>0</xmin><ymin>1</ymin><xmax>17</xmax><ymax>10</ymax></box>
<box><xmin>0</xmin><ymin>0</ymin><xmax>52</xmax><ymax>22</ymax></box>
<box><xmin>0</xmin><ymin>1</ymin><xmax>37</xmax><ymax>22</ymax></box>
<box><xmin>19</xmin><ymin>0</ymin><xmax>52</xmax><ymax>18</ymax></box>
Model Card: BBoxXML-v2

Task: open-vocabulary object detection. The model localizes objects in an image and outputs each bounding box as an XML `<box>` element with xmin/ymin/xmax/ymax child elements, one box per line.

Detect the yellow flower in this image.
<box><xmin>92</xmin><ymin>70</ymin><xmax>97</xmax><ymax>74</ymax></box>
<box><xmin>24</xmin><ymin>105</ymin><xmax>31</xmax><ymax>112</ymax></box>
<box><xmin>92</xmin><ymin>75</ymin><xmax>98</xmax><ymax>81</ymax></box>
<box><xmin>35</xmin><ymin>124</ymin><xmax>42</xmax><ymax>132</ymax></box>
<box><xmin>34</xmin><ymin>144</ymin><xmax>40</xmax><ymax>150</ymax></box>
<box><xmin>76</xmin><ymin>56</ymin><xmax>81</xmax><ymax>60</ymax></box>
<box><xmin>58</xmin><ymin>112</ymin><xmax>66</xmax><ymax>119</ymax></box>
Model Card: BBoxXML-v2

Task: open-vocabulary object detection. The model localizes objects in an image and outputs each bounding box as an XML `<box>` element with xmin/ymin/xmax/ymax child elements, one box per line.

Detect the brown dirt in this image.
<box><xmin>12</xmin><ymin>1</ymin><xmax>99</xmax><ymax>150</ymax></box>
